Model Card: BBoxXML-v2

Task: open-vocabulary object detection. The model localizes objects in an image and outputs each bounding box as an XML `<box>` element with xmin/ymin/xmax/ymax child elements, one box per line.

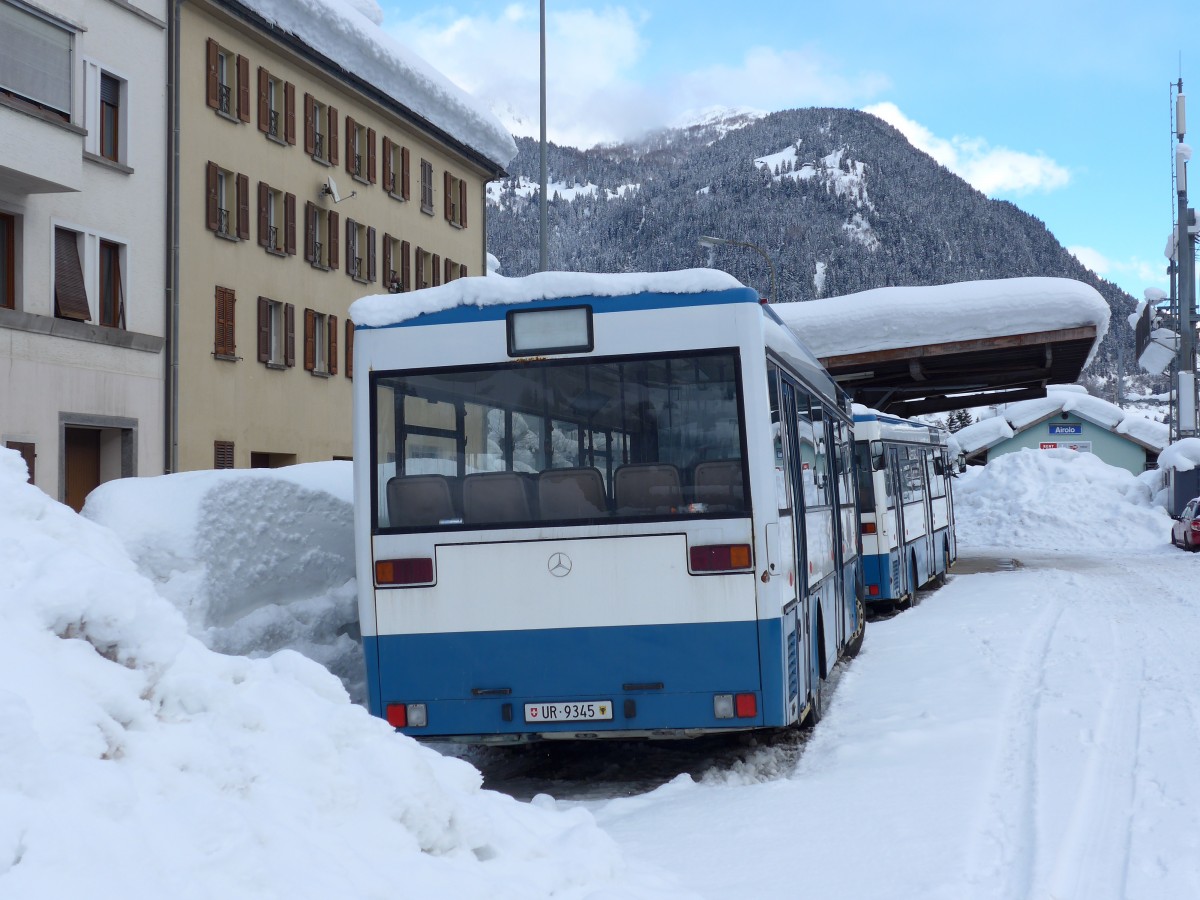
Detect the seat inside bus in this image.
<box><xmin>538</xmin><ymin>467</ymin><xmax>608</xmax><ymax>519</ymax></box>
<box><xmin>462</xmin><ymin>472</ymin><xmax>534</xmax><ymax>524</ymax></box>
<box><xmin>386</xmin><ymin>474</ymin><xmax>457</xmax><ymax>527</ymax></box>
<box><xmin>692</xmin><ymin>460</ymin><xmax>745</xmax><ymax>511</ymax></box>
<box><xmin>615</xmin><ymin>463</ymin><xmax>682</xmax><ymax>514</ymax></box>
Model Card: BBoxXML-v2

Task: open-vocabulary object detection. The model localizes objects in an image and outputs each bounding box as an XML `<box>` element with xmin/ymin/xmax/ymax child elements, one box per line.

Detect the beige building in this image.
<box><xmin>170</xmin><ymin>0</ymin><xmax>510</xmax><ymax>471</ymax></box>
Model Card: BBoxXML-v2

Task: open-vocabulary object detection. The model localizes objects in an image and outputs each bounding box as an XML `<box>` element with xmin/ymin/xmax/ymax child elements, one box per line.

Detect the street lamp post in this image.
<box><xmin>698</xmin><ymin>235</ymin><xmax>778</xmax><ymax>304</ymax></box>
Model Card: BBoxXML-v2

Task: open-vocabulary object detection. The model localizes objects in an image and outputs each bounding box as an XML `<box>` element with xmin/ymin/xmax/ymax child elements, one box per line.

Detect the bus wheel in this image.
<box><xmin>900</xmin><ymin>555</ymin><xmax>918</xmax><ymax>609</ymax></box>
<box><xmin>803</xmin><ymin>677</ymin><xmax>824</xmax><ymax>727</ymax></box>
<box><xmin>845</xmin><ymin>596</ymin><xmax>866</xmax><ymax>658</ymax></box>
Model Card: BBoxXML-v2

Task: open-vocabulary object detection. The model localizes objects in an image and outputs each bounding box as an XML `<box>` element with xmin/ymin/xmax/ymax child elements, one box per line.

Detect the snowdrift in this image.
<box><xmin>0</xmin><ymin>448</ymin><xmax>688</xmax><ymax>899</ymax></box>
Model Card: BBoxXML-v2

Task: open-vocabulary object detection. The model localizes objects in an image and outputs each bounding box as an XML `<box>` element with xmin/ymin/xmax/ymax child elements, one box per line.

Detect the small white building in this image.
<box><xmin>0</xmin><ymin>0</ymin><xmax>168</xmax><ymax>509</ymax></box>
<box><xmin>955</xmin><ymin>386</ymin><xmax>1168</xmax><ymax>476</ymax></box>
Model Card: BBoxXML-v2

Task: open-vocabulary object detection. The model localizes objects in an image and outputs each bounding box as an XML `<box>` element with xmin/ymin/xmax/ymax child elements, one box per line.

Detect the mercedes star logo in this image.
<box><xmin>547</xmin><ymin>552</ymin><xmax>573</xmax><ymax>577</ymax></box>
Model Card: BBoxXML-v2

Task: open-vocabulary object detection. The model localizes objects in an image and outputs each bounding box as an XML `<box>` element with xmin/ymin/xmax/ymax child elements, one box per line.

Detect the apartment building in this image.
<box><xmin>0</xmin><ymin>0</ymin><xmax>168</xmax><ymax>510</ymax></box>
<box><xmin>171</xmin><ymin>0</ymin><xmax>511</xmax><ymax>471</ymax></box>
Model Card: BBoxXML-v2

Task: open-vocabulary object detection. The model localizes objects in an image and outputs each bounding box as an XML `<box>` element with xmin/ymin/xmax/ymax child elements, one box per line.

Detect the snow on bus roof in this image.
<box><xmin>349</xmin><ymin>269</ymin><xmax>748</xmax><ymax>327</ymax></box>
<box><xmin>772</xmin><ymin>277</ymin><xmax>1111</xmax><ymax>364</ymax></box>
<box><xmin>236</xmin><ymin>0</ymin><xmax>516</xmax><ymax>169</ymax></box>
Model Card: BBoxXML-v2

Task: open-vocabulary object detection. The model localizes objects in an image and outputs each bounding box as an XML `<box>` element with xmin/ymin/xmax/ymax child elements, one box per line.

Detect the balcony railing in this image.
<box><xmin>313</xmin><ymin>133</ymin><xmax>325</xmax><ymax>159</ymax></box>
<box><xmin>268</xmin><ymin>109</ymin><xmax>280</xmax><ymax>137</ymax></box>
<box><xmin>218</xmin><ymin>83</ymin><xmax>232</xmax><ymax>115</ymax></box>
<box><xmin>217</xmin><ymin>208</ymin><xmax>230</xmax><ymax>235</ymax></box>
<box><xmin>268</xmin><ymin>225</ymin><xmax>279</xmax><ymax>249</ymax></box>
<box><xmin>351</xmin><ymin>256</ymin><xmax>363</xmax><ymax>279</ymax></box>
<box><xmin>311</xmin><ymin>240</ymin><xmax>322</xmax><ymax>263</ymax></box>
<box><xmin>352</xmin><ymin>153</ymin><xmax>363</xmax><ymax>177</ymax></box>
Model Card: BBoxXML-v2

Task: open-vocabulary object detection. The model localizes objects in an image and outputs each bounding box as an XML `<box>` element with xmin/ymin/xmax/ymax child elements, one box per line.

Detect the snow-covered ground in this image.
<box><xmin>3</xmin><ymin>442</ymin><xmax>1199</xmax><ymax>898</ymax></box>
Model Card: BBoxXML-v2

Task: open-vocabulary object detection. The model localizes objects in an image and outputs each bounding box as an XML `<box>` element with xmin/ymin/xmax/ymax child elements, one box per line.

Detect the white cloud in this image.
<box><xmin>1068</xmin><ymin>245</ymin><xmax>1112</xmax><ymax>274</ymax></box>
<box><xmin>1069</xmin><ymin>245</ymin><xmax>1169</xmax><ymax>295</ymax></box>
<box><xmin>383</xmin><ymin>5</ymin><xmax>888</xmax><ymax>148</ymax></box>
<box><xmin>863</xmin><ymin>101</ymin><xmax>1070</xmax><ymax>196</ymax></box>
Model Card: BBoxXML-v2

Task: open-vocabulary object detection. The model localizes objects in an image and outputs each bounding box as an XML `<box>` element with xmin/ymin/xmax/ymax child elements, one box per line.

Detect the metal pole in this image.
<box><xmin>538</xmin><ymin>0</ymin><xmax>548</xmax><ymax>272</ymax></box>
<box><xmin>698</xmin><ymin>235</ymin><xmax>777</xmax><ymax>303</ymax></box>
<box><xmin>1177</xmin><ymin>81</ymin><xmax>1197</xmax><ymax>437</ymax></box>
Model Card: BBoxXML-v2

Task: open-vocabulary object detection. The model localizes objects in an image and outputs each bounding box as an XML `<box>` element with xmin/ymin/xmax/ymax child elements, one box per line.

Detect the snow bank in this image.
<box><xmin>0</xmin><ymin>448</ymin><xmax>687</xmax><ymax>899</ymax></box>
<box><xmin>954</xmin><ymin>448</ymin><xmax>1170</xmax><ymax>552</ymax></box>
<box><xmin>774</xmin><ymin>277</ymin><xmax>1110</xmax><ymax>365</ymax></box>
<box><xmin>83</xmin><ymin>464</ymin><xmax>364</xmax><ymax>703</ymax></box>
<box><xmin>1159</xmin><ymin>437</ymin><xmax>1200</xmax><ymax>473</ymax></box>
<box><xmin>351</xmin><ymin>268</ymin><xmax>746</xmax><ymax>327</ymax></box>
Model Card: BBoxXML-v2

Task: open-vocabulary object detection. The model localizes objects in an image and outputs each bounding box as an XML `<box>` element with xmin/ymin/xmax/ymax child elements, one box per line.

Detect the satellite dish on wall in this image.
<box><xmin>321</xmin><ymin>176</ymin><xmax>355</xmax><ymax>204</ymax></box>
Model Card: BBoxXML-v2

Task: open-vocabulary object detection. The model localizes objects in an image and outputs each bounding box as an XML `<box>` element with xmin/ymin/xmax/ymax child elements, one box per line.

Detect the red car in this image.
<box><xmin>1172</xmin><ymin>497</ymin><xmax>1200</xmax><ymax>551</ymax></box>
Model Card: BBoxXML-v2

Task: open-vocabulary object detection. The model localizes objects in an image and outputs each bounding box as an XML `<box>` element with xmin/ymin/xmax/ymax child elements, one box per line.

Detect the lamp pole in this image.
<box><xmin>1175</xmin><ymin>80</ymin><xmax>1197</xmax><ymax>438</ymax></box>
<box><xmin>538</xmin><ymin>0</ymin><xmax>548</xmax><ymax>272</ymax></box>
<box><xmin>698</xmin><ymin>235</ymin><xmax>778</xmax><ymax>304</ymax></box>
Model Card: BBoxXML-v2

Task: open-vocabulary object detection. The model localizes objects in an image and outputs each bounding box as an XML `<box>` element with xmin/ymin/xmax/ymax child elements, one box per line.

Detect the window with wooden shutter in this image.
<box><xmin>284</xmin><ymin>82</ymin><xmax>296</xmax><ymax>144</ymax></box>
<box><xmin>459</xmin><ymin>179</ymin><xmax>468</xmax><ymax>228</ymax></box>
<box><xmin>304</xmin><ymin>93</ymin><xmax>315</xmax><ymax>155</ymax></box>
<box><xmin>285</xmin><ymin>193</ymin><xmax>296</xmax><ymax>255</ymax></box>
<box><xmin>304</xmin><ymin>307</ymin><xmax>316</xmax><ymax>371</ymax></box>
<box><xmin>415</xmin><ymin>246</ymin><xmax>424</xmax><ymax>290</ymax></box>
<box><xmin>214</xmin><ymin>440</ymin><xmax>235</xmax><ymax>469</ymax></box>
<box><xmin>304</xmin><ymin>201</ymin><xmax>315</xmax><ymax>262</ymax></box>
<box><xmin>401</xmin><ymin>147</ymin><xmax>411</xmax><ymax>200</ymax></box>
<box><xmin>206</xmin><ymin>161</ymin><xmax>219</xmax><ymax>232</ymax></box>
<box><xmin>382</xmin><ymin>232</ymin><xmax>393</xmax><ymax>289</ymax></box>
<box><xmin>236</xmin><ymin>173</ymin><xmax>249</xmax><ymax>240</ymax></box>
<box><xmin>258</xmin><ymin>296</ymin><xmax>270</xmax><ymax>362</ymax></box>
<box><xmin>444</xmin><ymin>171</ymin><xmax>452</xmax><ymax>220</ymax></box>
<box><xmin>54</xmin><ymin>229</ymin><xmax>90</xmax><ymax>321</ymax></box>
<box><xmin>382</xmin><ymin>137</ymin><xmax>393</xmax><ymax>194</ymax></box>
<box><xmin>367</xmin><ymin>226</ymin><xmax>376</xmax><ymax>282</ymax></box>
<box><xmin>206</xmin><ymin>38</ymin><xmax>220</xmax><ymax>109</ymax></box>
<box><xmin>367</xmin><ymin>129</ymin><xmax>376</xmax><ymax>184</ymax></box>
<box><xmin>285</xmin><ymin>303</ymin><xmax>295</xmax><ymax>367</ymax></box>
<box><xmin>328</xmin><ymin>210</ymin><xmax>339</xmax><ymax>269</ymax></box>
<box><xmin>401</xmin><ymin>240</ymin><xmax>411</xmax><ymax>290</ymax></box>
<box><xmin>236</xmin><ymin>54</ymin><xmax>250</xmax><ymax>122</ymax></box>
<box><xmin>328</xmin><ymin>315</ymin><xmax>338</xmax><ymax>376</ymax></box>
<box><xmin>432</xmin><ymin>253</ymin><xmax>441</xmax><ymax>287</ymax></box>
<box><xmin>328</xmin><ymin>105</ymin><xmax>339</xmax><ymax>167</ymax></box>
<box><xmin>345</xmin><ymin>115</ymin><xmax>356</xmax><ymax>175</ymax></box>
<box><xmin>420</xmin><ymin>159</ymin><xmax>434</xmax><ymax>214</ymax></box>
<box><xmin>257</xmin><ymin>67</ymin><xmax>269</xmax><ymax>133</ymax></box>
<box><xmin>214</xmin><ymin>286</ymin><xmax>236</xmax><ymax>357</ymax></box>
<box><xmin>258</xmin><ymin>181</ymin><xmax>269</xmax><ymax>247</ymax></box>
<box><xmin>345</xmin><ymin>318</ymin><xmax>354</xmax><ymax>379</ymax></box>
<box><xmin>345</xmin><ymin>217</ymin><xmax>357</xmax><ymax>279</ymax></box>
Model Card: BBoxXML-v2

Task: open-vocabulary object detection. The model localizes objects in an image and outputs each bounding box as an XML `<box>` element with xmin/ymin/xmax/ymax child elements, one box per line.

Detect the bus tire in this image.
<box><xmin>845</xmin><ymin>596</ymin><xmax>866</xmax><ymax>659</ymax></box>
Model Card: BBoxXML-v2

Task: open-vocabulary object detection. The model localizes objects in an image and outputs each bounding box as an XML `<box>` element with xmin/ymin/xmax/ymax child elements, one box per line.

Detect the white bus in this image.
<box><xmin>853</xmin><ymin>409</ymin><xmax>957</xmax><ymax>608</ymax></box>
<box><xmin>350</xmin><ymin>270</ymin><xmax>864</xmax><ymax>741</ymax></box>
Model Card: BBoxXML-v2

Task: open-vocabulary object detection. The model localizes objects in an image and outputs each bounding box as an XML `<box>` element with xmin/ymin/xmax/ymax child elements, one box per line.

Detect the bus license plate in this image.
<box><xmin>524</xmin><ymin>701</ymin><xmax>614</xmax><ymax>723</ymax></box>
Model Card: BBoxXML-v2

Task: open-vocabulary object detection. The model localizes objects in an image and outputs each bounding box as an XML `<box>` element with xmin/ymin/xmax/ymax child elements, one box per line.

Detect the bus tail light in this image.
<box><xmin>376</xmin><ymin>558</ymin><xmax>434</xmax><ymax>586</ymax></box>
<box><xmin>386</xmin><ymin>703</ymin><xmax>427</xmax><ymax>728</ymax></box>
<box><xmin>867</xmin><ymin>584</ymin><xmax>880</xmax><ymax>597</ymax></box>
<box><xmin>735</xmin><ymin>693</ymin><xmax>757</xmax><ymax>718</ymax></box>
<box><xmin>713</xmin><ymin>693</ymin><xmax>758</xmax><ymax>719</ymax></box>
<box><xmin>690</xmin><ymin>544</ymin><xmax>752</xmax><ymax>573</ymax></box>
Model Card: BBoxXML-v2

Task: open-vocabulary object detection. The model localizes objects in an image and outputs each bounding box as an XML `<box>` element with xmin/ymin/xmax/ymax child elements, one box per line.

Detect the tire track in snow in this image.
<box><xmin>963</xmin><ymin>592</ymin><xmax>1066</xmax><ymax>900</ymax></box>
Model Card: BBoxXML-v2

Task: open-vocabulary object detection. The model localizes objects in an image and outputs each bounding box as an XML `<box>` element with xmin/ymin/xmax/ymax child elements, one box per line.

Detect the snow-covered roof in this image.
<box><xmin>350</xmin><ymin>268</ymin><xmax>745</xmax><ymax>328</ymax></box>
<box><xmin>955</xmin><ymin>386</ymin><xmax>1169</xmax><ymax>456</ymax></box>
<box><xmin>773</xmin><ymin>277</ymin><xmax>1111</xmax><ymax>366</ymax></box>
<box><xmin>1158</xmin><ymin>437</ymin><xmax>1200</xmax><ymax>472</ymax></box>
<box><xmin>233</xmin><ymin>0</ymin><xmax>516</xmax><ymax>169</ymax></box>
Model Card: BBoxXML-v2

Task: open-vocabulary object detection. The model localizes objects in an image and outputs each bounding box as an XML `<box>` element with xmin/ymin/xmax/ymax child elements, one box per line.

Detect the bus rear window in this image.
<box><xmin>371</xmin><ymin>351</ymin><xmax>749</xmax><ymax>530</ymax></box>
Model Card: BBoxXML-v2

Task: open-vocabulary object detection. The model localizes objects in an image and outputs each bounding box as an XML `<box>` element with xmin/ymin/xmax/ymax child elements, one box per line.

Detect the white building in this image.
<box><xmin>0</xmin><ymin>0</ymin><xmax>168</xmax><ymax>509</ymax></box>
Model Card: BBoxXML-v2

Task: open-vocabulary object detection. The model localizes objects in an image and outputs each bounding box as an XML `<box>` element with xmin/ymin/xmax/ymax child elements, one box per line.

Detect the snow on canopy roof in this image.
<box><xmin>350</xmin><ymin>268</ymin><xmax>747</xmax><ymax>327</ymax></box>
<box><xmin>772</xmin><ymin>277</ymin><xmax>1111</xmax><ymax>365</ymax></box>
<box><xmin>234</xmin><ymin>0</ymin><xmax>516</xmax><ymax>169</ymax></box>
<box><xmin>955</xmin><ymin>385</ymin><xmax>1168</xmax><ymax>455</ymax></box>
<box><xmin>1158</xmin><ymin>437</ymin><xmax>1200</xmax><ymax>473</ymax></box>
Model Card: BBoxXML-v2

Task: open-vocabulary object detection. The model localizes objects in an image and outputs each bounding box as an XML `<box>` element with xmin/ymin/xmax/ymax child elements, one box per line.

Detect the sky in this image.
<box><xmin>380</xmin><ymin>0</ymin><xmax>1200</xmax><ymax>301</ymax></box>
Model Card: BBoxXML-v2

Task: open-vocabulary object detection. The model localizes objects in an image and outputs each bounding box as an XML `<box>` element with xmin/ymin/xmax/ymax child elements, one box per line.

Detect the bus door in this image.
<box><xmin>886</xmin><ymin>446</ymin><xmax>909</xmax><ymax>594</ymax></box>
<box><xmin>775</xmin><ymin>374</ymin><xmax>812</xmax><ymax>712</ymax></box>
<box><xmin>811</xmin><ymin>405</ymin><xmax>846</xmax><ymax>650</ymax></box>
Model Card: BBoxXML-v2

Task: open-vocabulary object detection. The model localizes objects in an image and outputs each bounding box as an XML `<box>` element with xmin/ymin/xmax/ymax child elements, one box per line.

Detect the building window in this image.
<box><xmin>98</xmin><ymin>239</ymin><xmax>124</xmax><ymax>328</ymax></box>
<box><xmin>257</xmin><ymin>296</ymin><xmax>295</xmax><ymax>367</ymax></box>
<box><xmin>420</xmin><ymin>159</ymin><xmax>434</xmax><ymax>214</ymax></box>
<box><xmin>442</xmin><ymin>257</ymin><xmax>466</xmax><ymax>283</ymax></box>
<box><xmin>258</xmin><ymin>68</ymin><xmax>294</xmax><ymax>143</ymax></box>
<box><xmin>214</xmin><ymin>440</ymin><xmax>235</xmax><ymax>469</ymax></box>
<box><xmin>206</xmin><ymin>39</ymin><xmax>248</xmax><ymax>122</ymax></box>
<box><xmin>5</xmin><ymin>441</ymin><xmax>35</xmax><ymax>484</ymax></box>
<box><xmin>207</xmin><ymin>163</ymin><xmax>248</xmax><ymax>239</ymax></box>
<box><xmin>345</xmin><ymin>219</ymin><xmax>374</xmax><ymax>282</ymax></box>
<box><xmin>258</xmin><ymin>183</ymin><xmax>295</xmax><ymax>255</ymax></box>
<box><xmin>444</xmin><ymin>171</ymin><xmax>468</xmax><ymax>228</ymax></box>
<box><xmin>54</xmin><ymin>228</ymin><xmax>90</xmax><ymax>321</ymax></box>
<box><xmin>305</xmin><ymin>94</ymin><xmax>338</xmax><ymax>165</ymax></box>
<box><xmin>0</xmin><ymin>1</ymin><xmax>73</xmax><ymax>120</ymax></box>
<box><xmin>383</xmin><ymin>233</ymin><xmax>411</xmax><ymax>292</ymax></box>
<box><xmin>303</xmin><ymin>308</ymin><xmax>337</xmax><ymax>375</ymax></box>
<box><xmin>99</xmin><ymin>72</ymin><xmax>121</xmax><ymax>162</ymax></box>
<box><xmin>346</xmin><ymin>117</ymin><xmax>375</xmax><ymax>181</ymax></box>
<box><xmin>382</xmin><ymin>139</ymin><xmax>409</xmax><ymax>199</ymax></box>
<box><xmin>305</xmin><ymin>202</ymin><xmax>339</xmax><ymax>270</ymax></box>
<box><xmin>415</xmin><ymin>246</ymin><xmax>435</xmax><ymax>290</ymax></box>
<box><xmin>214</xmin><ymin>285</ymin><xmax>236</xmax><ymax>358</ymax></box>
<box><xmin>0</xmin><ymin>212</ymin><xmax>14</xmax><ymax>310</ymax></box>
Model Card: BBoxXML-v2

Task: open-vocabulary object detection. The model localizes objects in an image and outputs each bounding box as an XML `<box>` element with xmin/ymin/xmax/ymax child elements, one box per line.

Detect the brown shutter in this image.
<box><xmin>304</xmin><ymin>201</ymin><xmax>315</xmax><ymax>262</ymax></box>
<box><xmin>415</xmin><ymin>246</ymin><xmax>423</xmax><ymax>289</ymax></box>
<box><xmin>367</xmin><ymin>128</ymin><xmax>376</xmax><ymax>184</ymax></box>
<box><xmin>236</xmin><ymin>55</ymin><xmax>250</xmax><ymax>122</ymax></box>
<box><xmin>382</xmin><ymin>137</ymin><xmax>392</xmax><ymax>193</ymax></box>
<box><xmin>444</xmin><ymin>171</ymin><xmax>452</xmax><ymax>220</ymax></box>
<box><xmin>304</xmin><ymin>93</ymin><xmax>315</xmax><ymax>155</ymax></box>
<box><xmin>400</xmin><ymin>147</ymin><xmax>410</xmax><ymax>200</ymax></box>
<box><xmin>328</xmin><ymin>210</ymin><xmax>339</xmax><ymax>269</ymax></box>
<box><xmin>257</xmin><ymin>67</ymin><xmax>268</xmax><ymax>133</ymax></box>
<box><xmin>461</xmin><ymin>264</ymin><xmax>467</xmax><ymax>277</ymax></box>
<box><xmin>382</xmin><ymin>234</ymin><xmax>392</xmax><ymax>286</ymax></box>
<box><xmin>285</xmin><ymin>303</ymin><xmax>295</xmax><ymax>367</ymax></box>
<box><xmin>285</xmin><ymin>193</ymin><xmax>296</xmax><ymax>255</ymax></box>
<box><xmin>460</xmin><ymin>180</ymin><xmax>468</xmax><ymax>228</ymax></box>
<box><xmin>54</xmin><ymin>229</ymin><xmax>91</xmax><ymax>321</ymax></box>
<box><xmin>303</xmin><ymin>308</ymin><xmax>316</xmax><ymax>371</ymax></box>
<box><xmin>345</xmin><ymin>115</ymin><xmax>355</xmax><ymax>174</ymax></box>
<box><xmin>432</xmin><ymin>253</ymin><xmax>441</xmax><ymax>286</ymax></box>
<box><xmin>284</xmin><ymin>82</ymin><xmax>296</xmax><ymax>144</ymax></box>
<box><xmin>206</xmin><ymin>161</ymin><xmax>219</xmax><ymax>231</ymax></box>
<box><xmin>444</xmin><ymin>257</ymin><xmax>452</xmax><ymax>283</ymax></box>
<box><xmin>367</xmin><ymin>226</ymin><xmax>376</xmax><ymax>282</ymax></box>
<box><xmin>328</xmin><ymin>106</ymin><xmax>338</xmax><ymax>166</ymax></box>
<box><xmin>345</xmin><ymin>318</ymin><xmax>353</xmax><ymax>379</ymax></box>
<box><xmin>328</xmin><ymin>315</ymin><xmax>338</xmax><ymax>376</ymax></box>
<box><xmin>236</xmin><ymin>173</ymin><xmax>249</xmax><ymax>240</ymax></box>
<box><xmin>345</xmin><ymin>217</ymin><xmax>356</xmax><ymax>278</ymax></box>
<box><xmin>257</xmin><ymin>181</ymin><xmax>269</xmax><ymax>247</ymax></box>
<box><xmin>206</xmin><ymin>39</ymin><xmax>220</xmax><ymax>108</ymax></box>
<box><xmin>257</xmin><ymin>296</ymin><xmax>269</xmax><ymax>362</ymax></box>
<box><xmin>214</xmin><ymin>286</ymin><xmax>235</xmax><ymax>355</ymax></box>
<box><xmin>400</xmin><ymin>240</ymin><xmax>411</xmax><ymax>290</ymax></box>
<box><xmin>214</xmin><ymin>441</ymin><xmax>235</xmax><ymax>469</ymax></box>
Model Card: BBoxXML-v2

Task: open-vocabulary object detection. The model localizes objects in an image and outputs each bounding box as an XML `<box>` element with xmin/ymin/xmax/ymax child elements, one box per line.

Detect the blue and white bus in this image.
<box><xmin>350</xmin><ymin>270</ymin><xmax>864</xmax><ymax>742</ymax></box>
<box><xmin>853</xmin><ymin>410</ymin><xmax>956</xmax><ymax>608</ymax></box>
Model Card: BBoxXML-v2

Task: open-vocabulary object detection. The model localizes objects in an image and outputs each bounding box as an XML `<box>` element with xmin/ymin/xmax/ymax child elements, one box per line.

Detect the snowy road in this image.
<box><xmin>571</xmin><ymin>546</ymin><xmax>1200</xmax><ymax>900</ymax></box>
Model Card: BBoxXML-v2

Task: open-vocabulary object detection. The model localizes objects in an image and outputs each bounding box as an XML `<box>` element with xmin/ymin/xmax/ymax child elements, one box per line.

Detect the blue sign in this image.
<box><xmin>1049</xmin><ymin>424</ymin><xmax>1083</xmax><ymax>435</ymax></box>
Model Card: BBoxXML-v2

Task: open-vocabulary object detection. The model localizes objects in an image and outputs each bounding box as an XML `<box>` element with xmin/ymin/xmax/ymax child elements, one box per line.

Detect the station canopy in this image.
<box><xmin>773</xmin><ymin>277</ymin><xmax>1111</xmax><ymax>417</ymax></box>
